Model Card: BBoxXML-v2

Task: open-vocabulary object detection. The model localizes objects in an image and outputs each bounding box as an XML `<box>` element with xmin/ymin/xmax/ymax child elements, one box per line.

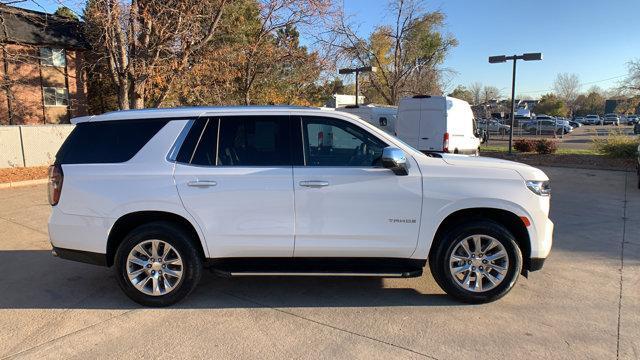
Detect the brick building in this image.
<box><xmin>0</xmin><ymin>5</ymin><xmax>88</xmax><ymax>125</ymax></box>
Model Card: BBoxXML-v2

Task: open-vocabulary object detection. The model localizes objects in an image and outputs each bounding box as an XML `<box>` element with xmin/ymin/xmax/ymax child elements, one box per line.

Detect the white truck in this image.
<box><xmin>396</xmin><ymin>95</ymin><xmax>481</xmax><ymax>155</ymax></box>
<box><xmin>334</xmin><ymin>105</ymin><xmax>398</xmax><ymax>133</ymax></box>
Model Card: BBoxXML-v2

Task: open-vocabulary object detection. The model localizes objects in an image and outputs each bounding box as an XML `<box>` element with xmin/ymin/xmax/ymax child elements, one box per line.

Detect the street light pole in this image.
<box><xmin>509</xmin><ymin>58</ymin><xmax>517</xmax><ymax>154</ymax></box>
<box><xmin>338</xmin><ymin>66</ymin><xmax>377</xmax><ymax>107</ymax></box>
<box><xmin>489</xmin><ymin>52</ymin><xmax>542</xmax><ymax>154</ymax></box>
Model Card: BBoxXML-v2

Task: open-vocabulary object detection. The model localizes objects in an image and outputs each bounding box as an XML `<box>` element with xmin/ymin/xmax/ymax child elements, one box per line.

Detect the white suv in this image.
<box><xmin>48</xmin><ymin>107</ymin><xmax>553</xmax><ymax>307</ymax></box>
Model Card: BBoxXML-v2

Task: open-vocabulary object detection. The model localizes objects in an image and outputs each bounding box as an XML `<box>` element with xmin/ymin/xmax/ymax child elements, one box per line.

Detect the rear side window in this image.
<box><xmin>218</xmin><ymin>116</ymin><xmax>291</xmax><ymax>166</ymax></box>
<box><xmin>55</xmin><ymin>120</ymin><xmax>169</xmax><ymax>164</ymax></box>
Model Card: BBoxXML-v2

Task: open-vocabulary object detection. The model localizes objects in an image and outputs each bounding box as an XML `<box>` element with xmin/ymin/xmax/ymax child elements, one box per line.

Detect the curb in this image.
<box><xmin>0</xmin><ymin>178</ymin><xmax>48</xmax><ymax>189</ymax></box>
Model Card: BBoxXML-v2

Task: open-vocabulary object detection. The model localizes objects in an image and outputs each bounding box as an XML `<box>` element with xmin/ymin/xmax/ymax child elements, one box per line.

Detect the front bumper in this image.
<box><xmin>529</xmin><ymin>257</ymin><xmax>546</xmax><ymax>271</ymax></box>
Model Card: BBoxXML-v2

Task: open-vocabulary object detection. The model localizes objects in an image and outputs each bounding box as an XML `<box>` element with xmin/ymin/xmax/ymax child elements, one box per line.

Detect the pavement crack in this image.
<box><xmin>616</xmin><ymin>172</ymin><xmax>628</xmax><ymax>360</ymax></box>
<box><xmin>221</xmin><ymin>291</ymin><xmax>439</xmax><ymax>360</ymax></box>
<box><xmin>1</xmin><ymin>309</ymin><xmax>138</xmax><ymax>360</ymax></box>
<box><xmin>0</xmin><ymin>216</ymin><xmax>48</xmax><ymax>236</ymax></box>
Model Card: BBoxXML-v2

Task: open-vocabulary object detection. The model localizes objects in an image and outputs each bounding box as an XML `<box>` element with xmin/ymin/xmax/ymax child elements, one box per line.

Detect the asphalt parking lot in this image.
<box><xmin>0</xmin><ymin>167</ymin><xmax>638</xmax><ymax>359</ymax></box>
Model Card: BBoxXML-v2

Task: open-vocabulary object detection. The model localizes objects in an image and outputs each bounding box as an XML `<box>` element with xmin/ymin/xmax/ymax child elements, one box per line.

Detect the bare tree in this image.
<box><xmin>84</xmin><ymin>0</ymin><xmax>228</xmax><ymax>110</ymax></box>
<box><xmin>323</xmin><ymin>0</ymin><xmax>457</xmax><ymax>105</ymax></box>
<box><xmin>468</xmin><ymin>82</ymin><xmax>482</xmax><ymax>105</ymax></box>
<box><xmin>621</xmin><ymin>59</ymin><xmax>640</xmax><ymax>93</ymax></box>
<box><xmin>553</xmin><ymin>73</ymin><xmax>580</xmax><ymax>105</ymax></box>
<box><xmin>482</xmin><ymin>85</ymin><xmax>500</xmax><ymax>103</ymax></box>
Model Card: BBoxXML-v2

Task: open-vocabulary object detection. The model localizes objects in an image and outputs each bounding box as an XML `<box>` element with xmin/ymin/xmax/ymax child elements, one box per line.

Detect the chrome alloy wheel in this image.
<box><xmin>126</xmin><ymin>240</ymin><xmax>183</xmax><ymax>296</ymax></box>
<box><xmin>449</xmin><ymin>235</ymin><xmax>509</xmax><ymax>292</ymax></box>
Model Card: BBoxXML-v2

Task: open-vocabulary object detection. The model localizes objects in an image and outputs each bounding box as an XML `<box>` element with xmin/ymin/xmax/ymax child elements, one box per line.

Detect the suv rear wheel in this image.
<box><xmin>114</xmin><ymin>221</ymin><xmax>202</xmax><ymax>307</ymax></box>
<box><xmin>430</xmin><ymin>220</ymin><xmax>522</xmax><ymax>303</ymax></box>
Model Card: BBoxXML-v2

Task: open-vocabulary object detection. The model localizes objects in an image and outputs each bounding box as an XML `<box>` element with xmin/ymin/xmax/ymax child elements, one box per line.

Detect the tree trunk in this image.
<box><xmin>117</xmin><ymin>76</ymin><xmax>130</xmax><ymax>110</ymax></box>
<box><xmin>131</xmin><ymin>81</ymin><xmax>145</xmax><ymax>109</ymax></box>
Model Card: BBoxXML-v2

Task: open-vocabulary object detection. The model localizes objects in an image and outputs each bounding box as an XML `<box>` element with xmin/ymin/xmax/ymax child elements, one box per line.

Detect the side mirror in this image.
<box><xmin>381</xmin><ymin>147</ymin><xmax>408</xmax><ymax>176</ymax></box>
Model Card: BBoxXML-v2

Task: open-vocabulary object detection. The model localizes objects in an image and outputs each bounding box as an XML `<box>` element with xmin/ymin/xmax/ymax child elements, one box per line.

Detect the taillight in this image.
<box><xmin>443</xmin><ymin>132</ymin><xmax>449</xmax><ymax>153</ymax></box>
<box><xmin>48</xmin><ymin>164</ymin><xmax>63</xmax><ymax>206</ymax></box>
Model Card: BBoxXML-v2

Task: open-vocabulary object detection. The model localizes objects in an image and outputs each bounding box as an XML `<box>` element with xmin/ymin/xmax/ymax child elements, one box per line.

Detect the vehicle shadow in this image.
<box><xmin>0</xmin><ymin>250</ymin><xmax>458</xmax><ymax>310</ymax></box>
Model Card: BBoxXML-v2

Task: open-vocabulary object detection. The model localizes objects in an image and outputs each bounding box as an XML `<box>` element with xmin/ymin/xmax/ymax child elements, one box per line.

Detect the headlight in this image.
<box><xmin>526</xmin><ymin>180</ymin><xmax>551</xmax><ymax>196</ymax></box>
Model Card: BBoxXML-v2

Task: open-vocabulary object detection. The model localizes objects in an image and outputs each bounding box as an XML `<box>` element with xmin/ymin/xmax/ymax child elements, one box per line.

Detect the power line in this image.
<box><xmin>517</xmin><ymin>74</ymin><xmax>627</xmax><ymax>94</ymax></box>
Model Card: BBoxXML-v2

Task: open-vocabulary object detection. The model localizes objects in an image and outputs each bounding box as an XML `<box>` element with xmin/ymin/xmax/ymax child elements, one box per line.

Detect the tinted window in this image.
<box><xmin>189</xmin><ymin>119</ymin><xmax>219</xmax><ymax>166</ymax></box>
<box><xmin>55</xmin><ymin>120</ymin><xmax>169</xmax><ymax>164</ymax></box>
<box><xmin>218</xmin><ymin>116</ymin><xmax>291</xmax><ymax>166</ymax></box>
<box><xmin>302</xmin><ymin>117</ymin><xmax>386</xmax><ymax>167</ymax></box>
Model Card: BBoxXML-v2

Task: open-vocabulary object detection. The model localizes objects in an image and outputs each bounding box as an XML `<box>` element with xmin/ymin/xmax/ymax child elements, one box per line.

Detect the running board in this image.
<box><xmin>206</xmin><ymin>258</ymin><xmax>426</xmax><ymax>279</ymax></box>
<box><xmin>216</xmin><ymin>270</ymin><xmax>423</xmax><ymax>278</ymax></box>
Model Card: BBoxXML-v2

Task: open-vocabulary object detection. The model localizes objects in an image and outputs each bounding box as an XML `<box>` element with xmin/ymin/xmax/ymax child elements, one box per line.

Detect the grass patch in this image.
<box><xmin>480</xmin><ymin>145</ymin><xmax>599</xmax><ymax>155</ymax></box>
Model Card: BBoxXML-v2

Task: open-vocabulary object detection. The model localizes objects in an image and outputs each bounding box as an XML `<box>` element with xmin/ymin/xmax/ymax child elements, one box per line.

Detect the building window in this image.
<box><xmin>43</xmin><ymin>87</ymin><xmax>69</xmax><ymax>106</ymax></box>
<box><xmin>40</xmin><ymin>48</ymin><xmax>66</xmax><ymax>67</ymax></box>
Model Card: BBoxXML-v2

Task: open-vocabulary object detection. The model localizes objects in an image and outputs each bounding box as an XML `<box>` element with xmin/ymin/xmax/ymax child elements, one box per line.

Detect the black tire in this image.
<box><xmin>114</xmin><ymin>221</ymin><xmax>203</xmax><ymax>307</ymax></box>
<box><xmin>429</xmin><ymin>219</ymin><xmax>522</xmax><ymax>304</ymax></box>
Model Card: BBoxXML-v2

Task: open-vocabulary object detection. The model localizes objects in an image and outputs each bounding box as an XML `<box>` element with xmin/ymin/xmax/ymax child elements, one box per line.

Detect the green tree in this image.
<box><xmin>448</xmin><ymin>85</ymin><xmax>473</xmax><ymax>103</ymax></box>
<box><xmin>54</xmin><ymin>6</ymin><xmax>78</xmax><ymax>20</ymax></box>
<box><xmin>534</xmin><ymin>93</ymin><xmax>568</xmax><ymax>117</ymax></box>
<box><xmin>574</xmin><ymin>90</ymin><xmax>605</xmax><ymax>116</ymax></box>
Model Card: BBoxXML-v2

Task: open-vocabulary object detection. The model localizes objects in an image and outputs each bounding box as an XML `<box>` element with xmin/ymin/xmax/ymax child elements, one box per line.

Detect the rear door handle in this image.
<box><xmin>299</xmin><ymin>180</ymin><xmax>329</xmax><ymax>188</ymax></box>
<box><xmin>187</xmin><ymin>180</ymin><xmax>217</xmax><ymax>187</ymax></box>
<box><xmin>421</xmin><ymin>137</ymin><xmax>429</xmax><ymax>140</ymax></box>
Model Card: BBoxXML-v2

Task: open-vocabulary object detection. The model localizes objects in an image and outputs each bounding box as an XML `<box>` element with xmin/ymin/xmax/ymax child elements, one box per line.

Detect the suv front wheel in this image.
<box><xmin>430</xmin><ymin>220</ymin><xmax>522</xmax><ymax>303</ymax></box>
<box><xmin>114</xmin><ymin>221</ymin><xmax>202</xmax><ymax>307</ymax></box>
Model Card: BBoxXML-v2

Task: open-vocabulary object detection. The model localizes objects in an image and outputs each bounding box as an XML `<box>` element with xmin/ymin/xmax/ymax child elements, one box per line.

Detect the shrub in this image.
<box><xmin>513</xmin><ymin>139</ymin><xmax>535</xmax><ymax>152</ymax></box>
<box><xmin>534</xmin><ymin>139</ymin><xmax>558</xmax><ymax>154</ymax></box>
<box><xmin>592</xmin><ymin>134</ymin><xmax>640</xmax><ymax>158</ymax></box>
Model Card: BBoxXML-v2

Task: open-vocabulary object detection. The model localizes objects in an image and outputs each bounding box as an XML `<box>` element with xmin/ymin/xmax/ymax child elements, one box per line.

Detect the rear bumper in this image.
<box><xmin>52</xmin><ymin>247</ymin><xmax>108</xmax><ymax>266</ymax></box>
<box><xmin>48</xmin><ymin>207</ymin><xmax>113</xmax><ymax>254</ymax></box>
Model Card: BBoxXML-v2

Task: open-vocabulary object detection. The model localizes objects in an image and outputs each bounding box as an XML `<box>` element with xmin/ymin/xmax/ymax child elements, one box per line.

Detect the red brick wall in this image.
<box><xmin>0</xmin><ymin>44</ymin><xmax>88</xmax><ymax>125</ymax></box>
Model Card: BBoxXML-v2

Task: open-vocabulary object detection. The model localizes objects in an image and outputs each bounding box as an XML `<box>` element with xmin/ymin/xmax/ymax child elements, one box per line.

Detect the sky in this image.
<box><xmin>15</xmin><ymin>0</ymin><xmax>640</xmax><ymax>99</ymax></box>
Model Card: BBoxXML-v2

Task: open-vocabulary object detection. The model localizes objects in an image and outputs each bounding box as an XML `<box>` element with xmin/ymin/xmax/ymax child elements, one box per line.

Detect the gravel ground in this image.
<box><xmin>0</xmin><ymin>167</ymin><xmax>48</xmax><ymax>183</ymax></box>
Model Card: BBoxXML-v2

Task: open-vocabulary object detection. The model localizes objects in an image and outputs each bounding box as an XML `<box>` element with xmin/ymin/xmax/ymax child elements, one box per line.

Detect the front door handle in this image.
<box><xmin>187</xmin><ymin>180</ymin><xmax>217</xmax><ymax>187</ymax></box>
<box><xmin>299</xmin><ymin>180</ymin><xmax>329</xmax><ymax>188</ymax></box>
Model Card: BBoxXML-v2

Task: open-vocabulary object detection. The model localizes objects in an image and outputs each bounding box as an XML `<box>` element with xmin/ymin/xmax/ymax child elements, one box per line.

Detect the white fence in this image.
<box><xmin>0</xmin><ymin>125</ymin><xmax>74</xmax><ymax>168</ymax></box>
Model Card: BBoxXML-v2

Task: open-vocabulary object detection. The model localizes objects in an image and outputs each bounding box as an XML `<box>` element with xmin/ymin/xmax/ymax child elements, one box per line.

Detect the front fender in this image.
<box><xmin>411</xmin><ymin>197</ymin><xmax>536</xmax><ymax>260</ymax></box>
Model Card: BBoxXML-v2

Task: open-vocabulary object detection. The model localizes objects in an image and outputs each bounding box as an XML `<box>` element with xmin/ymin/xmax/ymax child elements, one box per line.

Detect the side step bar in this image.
<box><xmin>214</xmin><ymin>270</ymin><xmax>423</xmax><ymax>278</ymax></box>
<box><xmin>207</xmin><ymin>258</ymin><xmax>427</xmax><ymax>279</ymax></box>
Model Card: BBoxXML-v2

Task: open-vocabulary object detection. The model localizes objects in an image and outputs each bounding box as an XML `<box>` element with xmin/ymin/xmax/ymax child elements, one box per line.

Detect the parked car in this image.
<box><xmin>634</xmin><ymin>122</ymin><xmax>640</xmax><ymax>134</ymax></box>
<box><xmin>573</xmin><ymin>116</ymin><xmax>586</xmax><ymax>124</ymax></box>
<box><xmin>48</xmin><ymin>106</ymin><xmax>553</xmax><ymax>307</ymax></box>
<box><xmin>584</xmin><ymin>114</ymin><xmax>602</xmax><ymax>125</ymax></box>
<box><xmin>477</xmin><ymin>119</ymin><xmax>511</xmax><ymax>134</ymax></box>
<box><xmin>603</xmin><ymin>114</ymin><xmax>620</xmax><ymax>126</ymax></box>
<box><xmin>626</xmin><ymin>115</ymin><xmax>639</xmax><ymax>125</ymax></box>
<box><xmin>524</xmin><ymin>119</ymin><xmax>572</xmax><ymax>134</ymax></box>
<box><xmin>567</xmin><ymin>120</ymin><xmax>582</xmax><ymax>128</ymax></box>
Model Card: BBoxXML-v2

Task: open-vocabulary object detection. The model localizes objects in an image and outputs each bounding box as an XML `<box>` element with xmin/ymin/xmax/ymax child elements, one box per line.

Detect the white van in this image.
<box><xmin>335</xmin><ymin>105</ymin><xmax>398</xmax><ymax>133</ymax></box>
<box><xmin>397</xmin><ymin>95</ymin><xmax>481</xmax><ymax>155</ymax></box>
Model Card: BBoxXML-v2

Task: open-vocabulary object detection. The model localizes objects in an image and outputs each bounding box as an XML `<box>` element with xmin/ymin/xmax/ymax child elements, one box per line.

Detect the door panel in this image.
<box><xmin>175</xmin><ymin>165</ymin><xmax>295</xmax><ymax>258</ymax></box>
<box><xmin>293</xmin><ymin>116</ymin><xmax>423</xmax><ymax>258</ymax></box>
<box><xmin>173</xmin><ymin>116</ymin><xmax>295</xmax><ymax>258</ymax></box>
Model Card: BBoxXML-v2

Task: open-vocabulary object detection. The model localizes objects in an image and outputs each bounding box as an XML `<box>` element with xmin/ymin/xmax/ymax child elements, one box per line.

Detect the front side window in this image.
<box><xmin>43</xmin><ymin>87</ymin><xmax>69</xmax><ymax>106</ymax></box>
<box><xmin>40</xmin><ymin>48</ymin><xmax>66</xmax><ymax>67</ymax></box>
<box><xmin>302</xmin><ymin>117</ymin><xmax>386</xmax><ymax>167</ymax></box>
